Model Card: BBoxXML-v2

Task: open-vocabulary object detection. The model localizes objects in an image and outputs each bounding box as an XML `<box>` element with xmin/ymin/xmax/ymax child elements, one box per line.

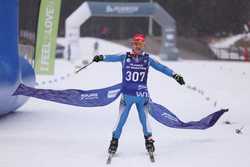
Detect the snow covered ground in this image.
<box><xmin>0</xmin><ymin>38</ymin><xmax>250</xmax><ymax>167</ymax></box>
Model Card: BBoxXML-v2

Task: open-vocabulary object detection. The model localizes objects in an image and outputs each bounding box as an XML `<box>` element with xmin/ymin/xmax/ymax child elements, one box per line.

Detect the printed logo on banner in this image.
<box><xmin>106</xmin><ymin>5</ymin><xmax>139</xmax><ymax>14</ymax></box>
<box><xmin>107</xmin><ymin>89</ymin><xmax>121</xmax><ymax>98</ymax></box>
<box><xmin>80</xmin><ymin>93</ymin><xmax>98</xmax><ymax>100</ymax></box>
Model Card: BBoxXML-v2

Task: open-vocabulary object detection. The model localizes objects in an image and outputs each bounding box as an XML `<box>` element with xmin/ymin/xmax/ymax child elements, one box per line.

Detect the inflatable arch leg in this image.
<box><xmin>0</xmin><ymin>0</ymin><xmax>35</xmax><ymax>115</ymax></box>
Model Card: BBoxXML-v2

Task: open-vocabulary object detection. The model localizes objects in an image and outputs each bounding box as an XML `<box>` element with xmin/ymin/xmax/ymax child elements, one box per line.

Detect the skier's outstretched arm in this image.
<box><xmin>93</xmin><ymin>54</ymin><xmax>125</xmax><ymax>62</ymax></box>
<box><xmin>149</xmin><ymin>57</ymin><xmax>185</xmax><ymax>85</ymax></box>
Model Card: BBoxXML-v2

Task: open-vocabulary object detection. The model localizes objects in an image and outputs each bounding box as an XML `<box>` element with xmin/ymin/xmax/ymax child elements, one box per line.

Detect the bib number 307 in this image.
<box><xmin>125</xmin><ymin>71</ymin><xmax>145</xmax><ymax>82</ymax></box>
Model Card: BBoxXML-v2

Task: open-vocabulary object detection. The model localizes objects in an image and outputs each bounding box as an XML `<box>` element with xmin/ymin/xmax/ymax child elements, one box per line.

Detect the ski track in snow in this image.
<box><xmin>1</xmin><ymin>38</ymin><xmax>250</xmax><ymax>167</ymax></box>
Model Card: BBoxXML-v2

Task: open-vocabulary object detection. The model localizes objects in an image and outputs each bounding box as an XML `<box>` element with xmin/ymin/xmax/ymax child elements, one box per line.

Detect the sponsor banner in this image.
<box><xmin>13</xmin><ymin>81</ymin><xmax>226</xmax><ymax>129</ymax></box>
<box><xmin>149</xmin><ymin>102</ymin><xmax>227</xmax><ymax>129</ymax></box>
<box><xmin>13</xmin><ymin>83</ymin><xmax>122</xmax><ymax>107</ymax></box>
<box><xmin>88</xmin><ymin>2</ymin><xmax>155</xmax><ymax>16</ymax></box>
<box><xmin>35</xmin><ymin>0</ymin><xmax>61</xmax><ymax>74</ymax></box>
<box><xmin>107</xmin><ymin>89</ymin><xmax>121</xmax><ymax>99</ymax></box>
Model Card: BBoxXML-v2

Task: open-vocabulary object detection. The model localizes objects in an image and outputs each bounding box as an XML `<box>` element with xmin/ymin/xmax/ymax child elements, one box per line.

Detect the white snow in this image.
<box><xmin>1</xmin><ymin>38</ymin><xmax>250</xmax><ymax>167</ymax></box>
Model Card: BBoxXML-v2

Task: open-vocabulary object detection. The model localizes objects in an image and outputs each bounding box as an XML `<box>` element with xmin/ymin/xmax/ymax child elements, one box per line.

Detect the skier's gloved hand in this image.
<box><xmin>93</xmin><ymin>55</ymin><xmax>104</xmax><ymax>62</ymax></box>
<box><xmin>173</xmin><ymin>73</ymin><xmax>185</xmax><ymax>85</ymax></box>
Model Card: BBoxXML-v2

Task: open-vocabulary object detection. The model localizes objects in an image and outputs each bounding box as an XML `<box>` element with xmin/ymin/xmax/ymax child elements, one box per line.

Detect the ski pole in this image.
<box><xmin>75</xmin><ymin>61</ymin><xmax>94</xmax><ymax>74</ymax></box>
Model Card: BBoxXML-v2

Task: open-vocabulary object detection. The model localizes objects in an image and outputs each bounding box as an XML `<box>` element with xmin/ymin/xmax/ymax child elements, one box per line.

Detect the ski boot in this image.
<box><xmin>106</xmin><ymin>138</ymin><xmax>119</xmax><ymax>164</ymax></box>
<box><xmin>145</xmin><ymin>137</ymin><xmax>155</xmax><ymax>162</ymax></box>
<box><xmin>145</xmin><ymin>138</ymin><xmax>155</xmax><ymax>153</ymax></box>
<box><xmin>108</xmin><ymin>138</ymin><xmax>119</xmax><ymax>154</ymax></box>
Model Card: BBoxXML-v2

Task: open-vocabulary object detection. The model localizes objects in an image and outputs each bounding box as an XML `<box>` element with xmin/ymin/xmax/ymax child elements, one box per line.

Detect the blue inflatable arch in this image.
<box><xmin>0</xmin><ymin>0</ymin><xmax>35</xmax><ymax>115</ymax></box>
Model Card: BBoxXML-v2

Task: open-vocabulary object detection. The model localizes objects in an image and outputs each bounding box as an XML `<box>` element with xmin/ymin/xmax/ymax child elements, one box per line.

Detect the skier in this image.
<box><xmin>13</xmin><ymin>33</ymin><xmax>226</xmax><ymax>163</ymax></box>
<box><xmin>92</xmin><ymin>33</ymin><xmax>185</xmax><ymax>156</ymax></box>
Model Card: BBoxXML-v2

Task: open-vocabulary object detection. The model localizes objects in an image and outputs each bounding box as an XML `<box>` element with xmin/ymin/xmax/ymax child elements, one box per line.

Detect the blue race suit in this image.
<box><xmin>103</xmin><ymin>52</ymin><xmax>174</xmax><ymax>139</ymax></box>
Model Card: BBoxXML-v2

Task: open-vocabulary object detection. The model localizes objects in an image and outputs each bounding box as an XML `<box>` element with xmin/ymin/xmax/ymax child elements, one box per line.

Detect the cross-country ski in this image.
<box><xmin>106</xmin><ymin>153</ymin><xmax>114</xmax><ymax>164</ymax></box>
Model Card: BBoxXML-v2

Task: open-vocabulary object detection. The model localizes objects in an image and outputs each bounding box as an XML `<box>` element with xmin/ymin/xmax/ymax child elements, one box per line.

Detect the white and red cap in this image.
<box><xmin>132</xmin><ymin>33</ymin><xmax>145</xmax><ymax>43</ymax></box>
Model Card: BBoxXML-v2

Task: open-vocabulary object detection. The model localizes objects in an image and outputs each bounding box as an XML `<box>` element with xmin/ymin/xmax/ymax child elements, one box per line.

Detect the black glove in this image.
<box><xmin>173</xmin><ymin>73</ymin><xmax>185</xmax><ymax>85</ymax></box>
<box><xmin>93</xmin><ymin>55</ymin><xmax>104</xmax><ymax>62</ymax></box>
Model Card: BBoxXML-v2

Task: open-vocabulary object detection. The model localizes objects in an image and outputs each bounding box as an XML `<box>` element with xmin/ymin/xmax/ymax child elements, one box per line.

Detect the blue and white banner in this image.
<box><xmin>13</xmin><ymin>83</ymin><xmax>227</xmax><ymax>129</ymax></box>
<box><xmin>13</xmin><ymin>83</ymin><xmax>122</xmax><ymax>107</ymax></box>
<box><xmin>149</xmin><ymin>102</ymin><xmax>228</xmax><ymax>129</ymax></box>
